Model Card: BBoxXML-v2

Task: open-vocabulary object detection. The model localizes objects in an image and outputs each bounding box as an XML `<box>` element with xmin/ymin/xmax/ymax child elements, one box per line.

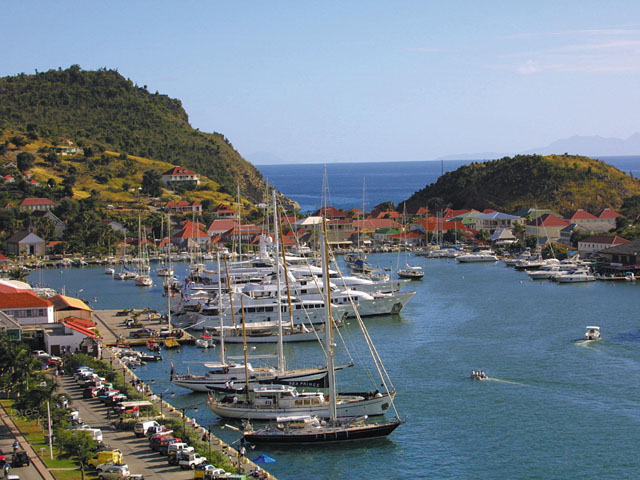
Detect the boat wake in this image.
<box><xmin>483</xmin><ymin>377</ymin><xmax>524</xmax><ymax>386</ymax></box>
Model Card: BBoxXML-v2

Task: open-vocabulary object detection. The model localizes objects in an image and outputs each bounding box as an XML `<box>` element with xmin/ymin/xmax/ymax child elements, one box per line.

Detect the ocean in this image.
<box><xmin>257</xmin><ymin>156</ymin><xmax>640</xmax><ymax>213</ymax></box>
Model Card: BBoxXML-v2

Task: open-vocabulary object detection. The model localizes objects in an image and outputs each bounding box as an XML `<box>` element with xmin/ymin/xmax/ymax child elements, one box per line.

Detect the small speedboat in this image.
<box><xmin>104</xmin><ymin>267</ymin><xmax>115</xmax><ymax>275</ymax></box>
<box><xmin>584</xmin><ymin>326</ymin><xmax>601</xmax><ymax>341</ymax></box>
<box><xmin>195</xmin><ymin>335</ymin><xmax>214</xmax><ymax>348</ymax></box>
<box><xmin>470</xmin><ymin>370</ymin><xmax>488</xmax><ymax>380</ymax></box>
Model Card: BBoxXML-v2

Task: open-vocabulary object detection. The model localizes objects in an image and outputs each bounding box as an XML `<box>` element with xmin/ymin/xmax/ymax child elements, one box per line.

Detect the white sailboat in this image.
<box><xmin>397</xmin><ymin>204</ymin><xmax>424</xmax><ymax>279</ymax></box>
<box><xmin>135</xmin><ymin>216</ymin><xmax>153</xmax><ymax>287</ymax></box>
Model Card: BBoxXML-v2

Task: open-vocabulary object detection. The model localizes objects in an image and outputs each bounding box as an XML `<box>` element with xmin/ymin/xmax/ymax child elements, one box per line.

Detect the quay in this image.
<box><xmin>92</xmin><ymin>309</ymin><xmax>195</xmax><ymax>346</ymax></box>
<box><xmin>91</xmin><ymin>309</ymin><xmax>278</xmax><ymax>478</ymax></box>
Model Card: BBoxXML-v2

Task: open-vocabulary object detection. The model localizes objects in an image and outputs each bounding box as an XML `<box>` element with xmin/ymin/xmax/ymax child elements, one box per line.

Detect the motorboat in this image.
<box><xmin>555</xmin><ymin>269</ymin><xmax>595</xmax><ymax>283</ymax></box>
<box><xmin>470</xmin><ymin>370</ymin><xmax>488</xmax><ymax>380</ymax></box>
<box><xmin>104</xmin><ymin>267</ymin><xmax>115</xmax><ymax>275</ymax></box>
<box><xmin>195</xmin><ymin>335</ymin><xmax>215</xmax><ymax>348</ymax></box>
<box><xmin>584</xmin><ymin>326</ymin><xmax>601</xmax><ymax>341</ymax></box>
<box><xmin>456</xmin><ymin>250</ymin><xmax>498</xmax><ymax>263</ymax></box>
<box><xmin>157</xmin><ymin>266</ymin><xmax>174</xmax><ymax>277</ymax></box>
<box><xmin>526</xmin><ymin>264</ymin><xmax>562</xmax><ymax>280</ymax></box>
<box><xmin>135</xmin><ymin>275</ymin><xmax>153</xmax><ymax>287</ymax></box>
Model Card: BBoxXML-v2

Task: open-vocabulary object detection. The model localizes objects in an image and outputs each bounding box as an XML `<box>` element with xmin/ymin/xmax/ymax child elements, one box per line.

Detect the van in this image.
<box><xmin>88</xmin><ymin>450</ymin><xmax>122</xmax><ymax>468</ymax></box>
<box><xmin>133</xmin><ymin>420</ymin><xmax>159</xmax><ymax>437</ymax></box>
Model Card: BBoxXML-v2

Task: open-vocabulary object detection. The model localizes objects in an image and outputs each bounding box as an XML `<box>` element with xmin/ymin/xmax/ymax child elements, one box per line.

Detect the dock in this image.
<box><xmin>92</xmin><ymin>309</ymin><xmax>195</xmax><ymax>346</ymax></box>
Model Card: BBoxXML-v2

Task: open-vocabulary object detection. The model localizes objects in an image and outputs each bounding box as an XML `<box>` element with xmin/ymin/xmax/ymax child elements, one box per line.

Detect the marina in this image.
<box><xmin>27</xmin><ymin>252</ymin><xmax>640</xmax><ymax>479</ymax></box>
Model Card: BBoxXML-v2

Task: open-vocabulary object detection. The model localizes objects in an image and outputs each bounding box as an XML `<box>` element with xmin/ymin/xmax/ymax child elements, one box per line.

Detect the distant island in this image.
<box><xmin>436</xmin><ymin>133</ymin><xmax>640</xmax><ymax>161</ymax></box>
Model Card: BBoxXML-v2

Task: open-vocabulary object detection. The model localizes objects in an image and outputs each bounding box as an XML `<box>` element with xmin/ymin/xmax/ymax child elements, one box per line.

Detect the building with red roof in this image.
<box><xmin>0</xmin><ymin>291</ymin><xmax>55</xmax><ymax>324</ymax></box>
<box><xmin>214</xmin><ymin>204</ymin><xmax>236</xmax><ymax>218</ymax></box>
<box><xmin>172</xmin><ymin>221</ymin><xmax>210</xmax><ymax>249</ymax></box>
<box><xmin>578</xmin><ymin>235</ymin><xmax>629</xmax><ymax>258</ymax></box>
<box><xmin>526</xmin><ymin>214</ymin><xmax>570</xmax><ymax>241</ymax></box>
<box><xmin>18</xmin><ymin>197</ymin><xmax>57</xmax><ymax>212</ymax></box>
<box><xmin>596</xmin><ymin>208</ymin><xmax>623</xmax><ymax>230</ymax></box>
<box><xmin>161</xmin><ymin>166</ymin><xmax>200</xmax><ymax>185</ymax></box>
<box><xmin>165</xmin><ymin>200</ymin><xmax>202</xmax><ymax>215</ymax></box>
<box><xmin>313</xmin><ymin>206</ymin><xmax>347</xmax><ymax>219</ymax></box>
<box><xmin>353</xmin><ymin>218</ymin><xmax>402</xmax><ymax>231</ymax></box>
<box><xmin>44</xmin><ymin>318</ymin><xmax>102</xmax><ymax>356</ymax></box>
<box><xmin>208</xmin><ymin>219</ymin><xmax>237</xmax><ymax>236</ymax></box>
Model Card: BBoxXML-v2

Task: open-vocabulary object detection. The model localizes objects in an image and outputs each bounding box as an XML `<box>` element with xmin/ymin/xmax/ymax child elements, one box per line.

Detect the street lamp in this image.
<box><xmin>180</xmin><ymin>405</ymin><xmax>198</xmax><ymax>438</ymax></box>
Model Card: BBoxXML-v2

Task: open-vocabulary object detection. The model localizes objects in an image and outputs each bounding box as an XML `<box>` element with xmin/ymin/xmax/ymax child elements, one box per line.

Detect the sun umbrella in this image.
<box><xmin>253</xmin><ymin>453</ymin><xmax>277</xmax><ymax>464</ymax></box>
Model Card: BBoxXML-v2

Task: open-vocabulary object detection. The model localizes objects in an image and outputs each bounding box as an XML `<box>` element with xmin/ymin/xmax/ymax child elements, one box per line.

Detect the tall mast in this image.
<box><xmin>217</xmin><ymin>251</ymin><xmax>225</xmax><ymax>364</ymax></box>
<box><xmin>424</xmin><ymin>207</ymin><xmax>429</xmax><ymax>248</ymax></box>
<box><xmin>166</xmin><ymin>212</ymin><xmax>172</xmax><ymax>332</ymax></box>
<box><xmin>273</xmin><ymin>189</ymin><xmax>285</xmax><ymax>374</ymax></box>
<box><xmin>223</xmin><ymin>258</ymin><xmax>237</xmax><ymax>328</ymax></box>
<box><xmin>321</xmin><ymin>219</ymin><xmax>337</xmax><ymax>422</ymax></box>
<box><xmin>241</xmin><ymin>295</ymin><xmax>249</xmax><ymax>394</ymax></box>
<box><xmin>236</xmin><ymin>185</ymin><xmax>242</xmax><ymax>257</ymax></box>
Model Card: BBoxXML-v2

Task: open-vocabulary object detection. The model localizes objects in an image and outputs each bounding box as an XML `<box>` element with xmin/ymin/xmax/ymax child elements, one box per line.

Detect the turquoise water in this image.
<box><xmin>29</xmin><ymin>255</ymin><xmax>640</xmax><ymax>479</ymax></box>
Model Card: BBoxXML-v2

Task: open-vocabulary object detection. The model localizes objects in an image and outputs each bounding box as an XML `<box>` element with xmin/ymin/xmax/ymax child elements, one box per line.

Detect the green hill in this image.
<box><xmin>0</xmin><ymin>65</ymin><xmax>267</xmax><ymax>202</ymax></box>
<box><xmin>402</xmin><ymin>154</ymin><xmax>640</xmax><ymax>216</ymax></box>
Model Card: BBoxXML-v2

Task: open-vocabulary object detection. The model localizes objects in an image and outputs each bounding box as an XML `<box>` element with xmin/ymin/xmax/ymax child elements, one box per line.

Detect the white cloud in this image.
<box><xmin>517</xmin><ymin>60</ymin><xmax>540</xmax><ymax>74</ymax></box>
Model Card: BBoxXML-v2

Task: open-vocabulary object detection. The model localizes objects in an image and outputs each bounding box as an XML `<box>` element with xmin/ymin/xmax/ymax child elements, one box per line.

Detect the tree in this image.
<box><xmin>9</xmin><ymin>135</ymin><xmax>27</xmax><ymax>148</ymax></box>
<box><xmin>141</xmin><ymin>170</ymin><xmax>163</xmax><ymax>197</ymax></box>
<box><xmin>46</xmin><ymin>151</ymin><xmax>59</xmax><ymax>167</ymax></box>
<box><xmin>121</xmin><ymin>182</ymin><xmax>131</xmax><ymax>192</ymax></box>
<box><xmin>56</xmin><ymin>429</ymin><xmax>95</xmax><ymax>480</ymax></box>
<box><xmin>16</xmin><ymin>152</ymin><xmax>35</xmax><ymax>172</ymax></box>
<box><xmin>47</xmin><ymin>178</ymin><xmax>57</xmax><ymax>188</ymax></box>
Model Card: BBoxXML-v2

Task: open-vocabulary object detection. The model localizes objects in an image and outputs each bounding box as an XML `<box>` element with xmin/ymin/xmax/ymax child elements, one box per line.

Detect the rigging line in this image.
<box><xmin>329</xmin><ymin>251</ymin><xmax>397</xmax><ymax>393</ymax></box>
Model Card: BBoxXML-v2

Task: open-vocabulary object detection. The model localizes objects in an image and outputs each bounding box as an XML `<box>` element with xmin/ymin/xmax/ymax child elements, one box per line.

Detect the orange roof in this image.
<box><xmin>598</xmin><ymin>208</ymin><xmax>622</xmax><ymax>219</ymax></box>
<box><xmin>313</xmin><ymin>206</ymin><xmax>346</xmax><ymax>218</ymax></box>
<box><xmin>63</xmin><ymin>316</ymin><xmax>95</xmax><ymax>329</ymax></box>
<box><xmin>568</xmin><ymin>209</ymin><xmax>597</xmax><ymax>220</ymax></box>
<box><xmin>19</xmin><ymin>198</ymin><xmax>56</xmax><ymax>207</ymax></box>
<box><xmin>444</xmin><ymin>208</ymin><xmax>475</xmax><ymax>218</ymax></box>
<box><xmin>0</xmin><ymin>254</ymin><xmax>8</xmax><ymax>260</ymax></box>
<box><xmin>0</xmin><ymin>292</ymin><xmax>53</xmax><ymax>309</ymax></box>
<box><xmin>208</xmin><ymin>219</ymin><xmax>237</xmax><ymax>233</ymax></box>
<box><xmin>353</xmin><ymin>219</ymin><xmax>402</xmax><ymax>230</ymax></box>
<box><xmin>64</xmin><ymin>319</ymin><xmax>101</xmax><ymax>342</ymax></box>
<box><xmin>527</xmin><ymin>214</ymin><xmax>569</xmax><ymax>227</ymax></box>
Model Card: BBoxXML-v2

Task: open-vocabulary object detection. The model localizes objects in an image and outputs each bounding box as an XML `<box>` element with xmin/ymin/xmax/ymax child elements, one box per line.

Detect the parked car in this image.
<box><xmin>97</xmin><ymin>464</ymin><xmax>129</xmax><ymax>480</ymax></box>
<box><xmin>179</xmin><ymin>452</ymin><xmax>207</xmax><ymax>470</ymax></box>
<box><xmin>134</xmin><ymin>420</ymin><xmax>159</xmax><ymax>437</ymax></box>
<box><xmin>194</xmin><ymin>464</ymin><xmax>226</xmax><ymax>479</ymax></box>
<box><xmin>130</xmin><ymin>328</ymin><xmax>156</xmax><ymax>339</ymax></box>
<box><xmin>11</xmin><ymin>451</ymin><xmax>30</xmax><ymax>467</ymax></box>
<box><xmin>0</xmin><ymin>447</ymin><xmax>6</xmax><ymax>466</ymax></box>
<box><xmin>146</xmin><ymin>425</ymin><xmax>172</xmax><ymax>438</ymax></box>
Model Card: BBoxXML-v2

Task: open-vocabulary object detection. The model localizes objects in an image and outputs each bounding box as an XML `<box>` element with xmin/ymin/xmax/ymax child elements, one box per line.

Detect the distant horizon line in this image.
<box><xmin>253</xmin><ymin>153</ymin><xmax>640</xmax><ymax>167</ymax></box>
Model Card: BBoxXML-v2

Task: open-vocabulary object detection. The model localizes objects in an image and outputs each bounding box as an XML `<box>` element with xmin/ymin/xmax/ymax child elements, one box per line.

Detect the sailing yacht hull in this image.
<box><xmin>244</xmin><ymin>420</ymin><xmax>402</xmax><ymax>444</ymax></box>
<box><xmin>172</xmin><ymin>368</ymin><xmax>333</xmax><ymax>392</ymax></box>
<box><xmin>209</xmin><ymin>392</ymin><xmax>395</xmax><ymax>420</ymax></box>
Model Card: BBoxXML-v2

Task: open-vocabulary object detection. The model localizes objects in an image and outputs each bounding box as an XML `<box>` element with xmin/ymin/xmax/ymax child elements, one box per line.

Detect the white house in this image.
<box><xmin>0</xmin><ymin>292</ymin><xmax>55</xmax><ymax>325</ymax></box>
<box><xmin>161</xmin><ymin>166</ymin><xmax>200</xmax><ymax>186</ymax></box>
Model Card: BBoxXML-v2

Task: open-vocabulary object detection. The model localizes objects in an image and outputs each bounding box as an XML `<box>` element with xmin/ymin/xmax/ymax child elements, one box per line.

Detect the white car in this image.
<box><xmin>95</xmin><ymin>462</ymin><xmax>117</xmax><ymax>474</ymax></box>
<box><xmin>97</xmin><ymin>465</ymin><xmax>129</xmax><ymax>480</ymax></box>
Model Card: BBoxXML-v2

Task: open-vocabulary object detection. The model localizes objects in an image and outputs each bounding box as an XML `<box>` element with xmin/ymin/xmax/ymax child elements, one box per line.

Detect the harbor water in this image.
<box><xmin>29</xmin><ymin>255</ymin><xmax>640</xmax><ymax>479</ymax></box>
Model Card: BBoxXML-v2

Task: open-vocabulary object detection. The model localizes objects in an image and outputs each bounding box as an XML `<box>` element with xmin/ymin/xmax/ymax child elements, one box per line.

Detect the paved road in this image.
<box><xmin>0</xmin><ymin>404</ymin><xmax>54</xmax><ymax>480</ymax></box>
<box><xmin>57</xmin><ymin>375</ymin><xmax>197</xmax><ymax>480</ymax></box>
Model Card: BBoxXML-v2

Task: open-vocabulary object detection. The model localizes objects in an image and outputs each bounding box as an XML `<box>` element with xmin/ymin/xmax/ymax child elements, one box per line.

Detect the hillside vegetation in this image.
<box><xmin>0</xmin><ymin>65</ymin><xmax>268</xmax><ymax>202</ymax></box>
<box><xmin>402</xmin><ymin>154</ymin><xmax>640</xmax><ymax>216</ymax></box>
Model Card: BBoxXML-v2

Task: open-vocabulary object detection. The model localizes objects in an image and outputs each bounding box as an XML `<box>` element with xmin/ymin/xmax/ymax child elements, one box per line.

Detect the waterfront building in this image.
<box><xmin>525</xmin><ymin>214</ymin><xmax>570</xmax><ymax>242</ymax></box>
<box><xmin>578</xmin><ymin>235</ymin><xmax>630</xmax><ymax>259</ymax></box>
<box><xmin>49</xmin><ymin>295</ymin><xmax>93</xmax><ymax>322</ymax></box>
<box><xmin>31</xmin><ymin>210</ymin><xmax>66</xmax><ymax>238</ymax></box>
<box><xmin>475</xmin><ymin>212</ymin><xmax>523</xmax><ymax>233</ymax></box>
<box><xmin>597</xmin><ymin>238</ymin><xmax>640</xmax><ymax>265</ymax></box>
<box><xmin>213</xmin><ymin>204</ymin><xmax>236</xmax><ymax>218</ymax></box>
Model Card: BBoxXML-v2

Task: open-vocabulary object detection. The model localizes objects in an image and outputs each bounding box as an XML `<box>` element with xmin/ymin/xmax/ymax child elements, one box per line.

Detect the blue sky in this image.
<box><xmin>2</xmin><ymin>1</ymin><xmax>640</xmax><ymax>163</ymax></box>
